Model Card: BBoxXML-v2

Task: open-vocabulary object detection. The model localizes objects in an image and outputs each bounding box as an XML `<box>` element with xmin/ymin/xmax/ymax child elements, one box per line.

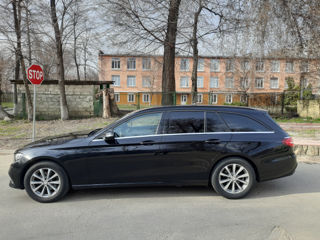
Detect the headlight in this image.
<box><xmin>14</xmin><ymin>153</ymin><xmax>24</xmax><ymax>162</ymax></box>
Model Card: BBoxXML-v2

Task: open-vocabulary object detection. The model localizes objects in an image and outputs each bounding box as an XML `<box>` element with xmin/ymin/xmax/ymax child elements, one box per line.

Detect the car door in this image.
<box><xmin>87</xmin><ymin>111</ymin><xmax>165</xmax><ymax>185</ymax></box>
<box><xmin>159</xmin><ymin>110</ymin><xmax>231</xmax><ymax>185</ymax></box>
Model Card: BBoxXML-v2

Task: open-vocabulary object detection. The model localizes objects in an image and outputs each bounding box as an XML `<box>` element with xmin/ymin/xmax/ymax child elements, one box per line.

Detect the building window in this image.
<box><xmin>225</xmin><ymin>77</ymin><xmax>234</xmax><ymax>88</ymax></box>
<box><xmin>211</xmin><ymin>94</ymin><xmax>218</xmax><ymax>104</ymax></box>
<box><xmin>197</xmin><ymin>94</ymin><xmax>203</xmax><ymax>103</ymax></box>
<box><xmin>112</xmin><ymin>75</ymin><xmax>120</xmax><ymax>87</ymax></box>
<box><xmin>284</xmin><ymin>77</ymin><xmax>289</xmax><ymax>89</ymax></box>
<box><xmin>271</xmin><ymin>60</ymin><xmax>280</xmax><ymax>72</ymax></box>
<box><xmin>285</xmin><ymin>60</ymin><xmax>294</xmax><ymax>73</ymax></box>
<box><xmin>180</xmin><ymin>76</ymin><xmax>189</xmax><ymax>88</ymax></box>
<box><xmin>127</xmin><ymin>76</ymin><xmax>136</xmax><ymax>87</ymax></box>
<box><xmin>270</xmin><ymin>77</ymin><xmax>279</xmax><ymax>89</ymax></box>
<box><xmin>142</xmin><ymin>76</ymin><xmax>151</xmax><ymax>87</ymax></box>
<box><xmin>301</xmin><ymin>60</ymin><xmax>309</xmax><ymax>73</ymax></box>
<box><xmin>114</xmin><ymin>93</ymin><xmax>120</xmax><ymax>102</ymax></box>
<box><xmin>210</xmin><ymin>59</ymin><xmax>220</xmax><ymax>72</ymax></box>
<box><xmin>142</xmin><ymin>94</ymin><xmax>150</xmax><ymax>103</ymax></box>
<box><xmin>180</xmin><ymin>58</ymin><xmax>189</xmax><ymax>71</ymax></box>
<box><xmin>255</xmin><ymin>78</ymin><xmax>264</xmax><ymax>88</ymax></box>
<box><xmin>240</xmin><ymin>95</ymin><xmax>247</xmax><ymax>104</ymax></box>
<box><xmin>226</xmin><ymin>59</ymin><xmax>234</xmax><ymax>72</ymax></box>
<box><xmin>256</xmin><ymin>60</ymin><xmax>264</xmax><ymax>72</ymax></box>
<box><xmin>240</xmin><ymin>77</ymin><xmax>249</xmax><ymax>89</ymax></box>
<box><xmin>302</xmin><ymin>78</ymin><xmax>308</xmax><ymax>88</ymax></box>
<box><xmin>241</xmin><ymin>60</ymin><xmax>250</xmax><ymax>71</ymax></box>
<box><xmin>181</xmin><ymin>94</ymin><xmax>188</xmax><ymax>104</ymax></box>
<box><xmin>127</xmin><ymin>57</ymin><xmax>136</xmax><ymax>70</ymax></box>
<box><xmin>128</xmin><ymin>93</ymin><xmax>135</xmax><ymax>103</ymax></box>
<box><xmin>197</xmin><ymin>76</ymin><xmax>204</xmax><ymax>88</ymax></box>
<box><xmin>111</xmin><ymin>58</ymin><xmax>120</xmax><ymax>70</ymax></box>
<box><xmin>225</xmin><ymin>94</ymin><xmax>232</xmax><ymax>104</ymax></box>
<box><xmin>142</xmin><ymin>58</ymin><xmax>151</xmax><ymax>70</ymax></box>
<box><xmin>197</xmin><ymin>58</ymin><xmax>204</xmax><ymax>71</ymax></box>
<box><xmin>210</xmin><ymin>77</ymin><xmax>219</xmax><ymax>88</ymax></box>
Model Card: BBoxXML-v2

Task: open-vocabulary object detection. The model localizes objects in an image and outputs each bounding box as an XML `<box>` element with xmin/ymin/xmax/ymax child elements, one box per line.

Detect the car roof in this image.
<box><xmin>137</xmin><ymin>105</ymin><xmax>267</xmax><ymax>114</ymax></box>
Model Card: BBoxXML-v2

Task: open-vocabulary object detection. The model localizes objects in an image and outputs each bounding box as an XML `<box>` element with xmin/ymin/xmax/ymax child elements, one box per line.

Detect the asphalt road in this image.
<box><xmin>1</xmin><ymin>151</ymin><xmax>320</xmax><ymax>240</ymax></box>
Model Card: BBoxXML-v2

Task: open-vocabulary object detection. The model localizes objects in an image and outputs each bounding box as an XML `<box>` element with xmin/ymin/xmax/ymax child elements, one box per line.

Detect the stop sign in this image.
<box><xmin>27</xmin><ymin>65</ymin><xmax>44</xmax><ymax>85</ymax></box>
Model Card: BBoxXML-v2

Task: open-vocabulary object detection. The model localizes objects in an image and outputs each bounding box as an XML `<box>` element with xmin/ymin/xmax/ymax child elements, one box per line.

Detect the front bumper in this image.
<box><xmin>8</xmin><ymin>162</ymin><xmax>24</xmax><ymax>189</ymax></box>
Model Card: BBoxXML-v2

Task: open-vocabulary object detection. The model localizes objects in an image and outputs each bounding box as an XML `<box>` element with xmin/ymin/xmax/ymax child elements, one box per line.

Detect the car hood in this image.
<box><xmin>20</xmin><ymin>128</ymin><xmax>101</xmax><ymax>149</ymax></box>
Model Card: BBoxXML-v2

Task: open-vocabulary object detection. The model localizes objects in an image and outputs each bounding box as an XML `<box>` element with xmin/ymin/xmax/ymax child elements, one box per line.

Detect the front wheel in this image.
<box><xmin>24</xmin><ymin>161</ymin><xmax>70</xmax><ymax>203</ymax></box>
<box><xmin>211</xmin><ymin>158</ymin><xmax>256</xmax><ymax>199</ymax></box>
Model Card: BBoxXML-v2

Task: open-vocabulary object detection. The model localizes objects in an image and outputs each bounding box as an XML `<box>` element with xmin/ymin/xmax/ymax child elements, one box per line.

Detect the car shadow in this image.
<box><xmin>63</xmin><ymin>163</ymin><xmax>320</xmax><ymax>202</ymax></box>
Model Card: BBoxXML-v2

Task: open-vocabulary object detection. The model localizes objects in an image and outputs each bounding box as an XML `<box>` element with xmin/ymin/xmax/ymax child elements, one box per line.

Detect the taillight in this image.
<box><xmin>282</xmin><ymin>137</ymin><xmax>294</xmax><ymax>147</ymax></box>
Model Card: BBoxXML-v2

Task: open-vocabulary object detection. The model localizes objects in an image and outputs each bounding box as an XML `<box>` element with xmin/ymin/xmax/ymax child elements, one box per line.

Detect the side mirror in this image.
<box><xmin>104</xmin><ymin>131</ymin><xmax>115</xmax><ymax>142</ymax></box>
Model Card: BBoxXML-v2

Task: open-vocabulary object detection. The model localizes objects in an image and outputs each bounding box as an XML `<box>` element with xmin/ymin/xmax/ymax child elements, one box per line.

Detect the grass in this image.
<box><xmin>275</xmin><ymin>117</ymin><xmax>320</xmax><ymax>123</ymax></box>
<box><xmin>1</xmin><ymin>102</ymin><xmax>14</xmax><ymax>108</ymax></box>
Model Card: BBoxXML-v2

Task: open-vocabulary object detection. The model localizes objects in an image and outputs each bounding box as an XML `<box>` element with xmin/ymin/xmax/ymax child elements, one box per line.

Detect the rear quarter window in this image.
<box><xmin>219</xmin><ymin>112</ymin><xmax>270</xmax><ymax>132</ymax></box>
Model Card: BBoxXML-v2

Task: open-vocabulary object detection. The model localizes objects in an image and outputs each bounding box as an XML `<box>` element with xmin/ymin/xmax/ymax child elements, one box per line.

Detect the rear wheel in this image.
<box><xmin>24</xmin><ymin>161</ymin><xmax>70</xmax><ymax>203</ymax></box>
<box><xmin>211</xmin><ymin>158</ymin><xmax>256</xmax><ymax>199</ymax></box>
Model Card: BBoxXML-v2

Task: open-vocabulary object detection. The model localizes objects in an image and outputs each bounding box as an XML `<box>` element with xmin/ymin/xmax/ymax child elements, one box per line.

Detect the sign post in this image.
<box><xmin>27</xmin><ymin>65</ymin><xmax>44</xmax><ymax>142</ymax></box>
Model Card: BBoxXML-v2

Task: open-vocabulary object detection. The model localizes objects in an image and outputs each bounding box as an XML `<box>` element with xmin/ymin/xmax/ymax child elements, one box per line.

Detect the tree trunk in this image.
<box><xmin>161</xmin><ymin>0</ymin><xmax>181</xmax><ymax>105</ymax></box>
<box><xmin>25</xmin><ymin>0</ymin><xmax>32</xmax><ymax>66</ymax></box>
<box><xmin>13</xmin><ymin>52</ymin><xmax>19</xmax><ymax>116</ymax></box>
<box><xmin>191</xmin><ymin>2</ymin><xmax>203</xmax><ymax>104</ymax></box>
<box><xmin>50</xmin><ymin>0</ymin><xmax>69</xmax><ymax>120</ymax></box>
<box><xmin>12</xmin><ymin>0</ymin><xmax>33</xmax><ymax>121</ymax></box>
<box><xmin>73</xmin><ymin>14</ymin><xmax>80</xmax><ymax>81</ymax></box>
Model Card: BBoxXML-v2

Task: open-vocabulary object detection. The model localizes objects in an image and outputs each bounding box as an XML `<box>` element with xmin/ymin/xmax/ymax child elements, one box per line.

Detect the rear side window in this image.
<box><xmin>219</xmin><ymin>113</ymin><xmax>270</xmax><ymax>132</ymax></box>
<box><xmin>206</xmin><ymin>112</ymin><xmax>229</xmax><ymax>132</ymax></box>
<box><xmin>165</xmin><ymin>111</ymin><xmax>204</xmax><ymax>133</ymax></box>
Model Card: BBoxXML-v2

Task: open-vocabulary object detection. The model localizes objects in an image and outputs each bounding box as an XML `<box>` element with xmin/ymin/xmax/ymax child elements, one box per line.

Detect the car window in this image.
<box><xmin>206</xmin><ymin>112</ymin><xmax>229</xmax><ymax>132</ymax></box>
<box><xmin>219</xmin><ymin>112</ymin><xmax>269</xmax><ymax>132</ymax></box>
<box><xmin>114</xmin><ymin>112</ymin><xmax>162</xmax><ymax>137</ymax></box>
<box><xmin>165</xmin><ymin>111</ymin><xmax>204</xmax><ymax>134</ymax></box>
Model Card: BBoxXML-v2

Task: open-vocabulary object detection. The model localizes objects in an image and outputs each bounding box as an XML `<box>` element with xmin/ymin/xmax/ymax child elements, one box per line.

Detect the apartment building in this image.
<box><xmin>99</xmin><ymin>53</ymin><xmax>319</xmax><ymax>106</ymax></box>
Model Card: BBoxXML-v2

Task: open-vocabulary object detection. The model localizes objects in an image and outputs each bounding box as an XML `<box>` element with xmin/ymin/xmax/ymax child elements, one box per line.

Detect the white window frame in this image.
<box><xmin>197</xmin><ymin>93</ymin><xmax>203</xmax><ymax>103</ymax></box>
<box><xmin>225</xmin><ymin>77</ymin><xmax>234</xmax><ymax>88</ymax></box>
<box><xmin>142</xmin><ymin>76</ymin><xmax>151</xmax><ymax>88</ymax></box>
<box><xmin>301</xmin><ymin>60</ymin><xmax>309</xmax><ymax>73</ymax></box>
<box><xmin>240</xmin><ymin>77</ymin><xmax>249</xmax><ymax>89</ymax></box>
<box><xmin>142</xmin><ymin>94</ymin><xmax>150</xmax><ymax>103</ymax></box>
<box><xmin>225</xmin><ymin>94</ymin><xmax>233</xmax><ymax>104</ymax></box>
<box><xmin>112</xmin><ymin>75</ymin><xmax>120</xmax><ymax>87</ymax></box>
<box><xmin>211</xmin><ymin>94</ymin><xmax>218</xmax><ymax>104</ymax></box>
<box><xmin>181</xmin><ymin>94</ymin><xmax>188</xmax><ymax>105</ymax></box>
<box><xmin>210</xmin><ymin>77</ymin><xmax>219</xmax><ymax>88</ymax></box>
<box><xmin>197</xmin><ymin>76</ymin><xmax>204</xmax><ymax>88</ymax></box>
<box><xmin>255</xmin><ymin>78</ymin><xmax>264</xmax><ymax>88</ymax></box>
<box><xmin>240</xmin><ymin>95</ymin><xmax>247</xmax><ymax>104</ymax></box>
<box><xmin>114</xmin><ymin>93</ymin><xmax>120</xmax><ymax>102</ymax></box>
<box><xmin>142</xmin><ymin>58</ymin><xmax>151</xmax><ymax>70</ymax></box>
<box><xmin>271</xmin><ymin>60</ymin><xmax>280</xmax><ymax>72</ymax></box>
<box><xmin>226</xmin><ymin>59</ymin><xmax>234</xmax><ymax>72</ymax></box>
<box><xmin>180</xmin><ymin>58</ymin><xmax>189</xmax><ymax>71</ymax></box>
<box><xmin>241</xmin><ymin>60</ymin><xmax>250</xmax><ymax>71</ymax></box>
<box><xmin>256</xmin><ymin>60</ymin><xmax>264</xmax><ymax>72</ymax></box>
<box><xmin>270</xmin><ymin>77</ymin><xmax>279</xmax><ymax>89</ymax></box>
<box><xmin>180</xmin><ymin>76</ymin><xmax>189</xmax><ymax>88</ymax></box>
<box><xmin>285</xmin><ymin>61</ymin><xmax>294</xmax><ymax>73</ymax></box>
<box><xmin>127</xmin><ymin>93</ymin><xmax>135</xmax><ymax>103</ymax></box>
<box><xmin>127</xmin><ymin>57</ymin><xmax>136</xmax><ymax>70</ymax></box>
<box><xmin>127</xmin><ymin>75</ymin><xmax>136</xmax><ymax>87</ymax></box>
<box><xmin>210</xmin><ymin>59</ymin><xmax>220</xmax><ymax>72</ymax></box>
<box><xmin>111</xmin><ymin>58</ymin><xmax>121</xmax><ymax>70</ymax></box>
<box><xmin>197</xmin><ymin>58</ymin><xmax>205</xmax><ymax>71</ymax></box>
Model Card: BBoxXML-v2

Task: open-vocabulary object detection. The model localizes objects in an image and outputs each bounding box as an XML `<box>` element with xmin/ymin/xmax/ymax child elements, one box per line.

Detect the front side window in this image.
<box><xmin>127</xmin><ymin>76</ymin><xmax>136</xmax><ymax>87</ymax></box>
<box><xmin>114</xmin><ymin>112</ymin><xmax>162</xmax><ymax>137</ymax></box>
<box><xmin>271</xmin><ymin>60</ymin><xmax>280</xmax><ymax>72</ymax></box>
<box><xmin>211</xmin><ymin>59</ymin><xmax>220</xmax><ymax>72</ymax></box>
<box><xmin>206</xmin><ymin>112</ymin><xmax>228</xmax><ymax>132</ymax></box>
<box><xmin>197</xmin><ymin>58</ymin><xmax>205</xmax><ymax>71</ymax></box>
<box><xmin>180</xmin><ymin>76</ymin><xmax>189</xmax><ymax>88</ymax></box>
<box><xmin>225</xmin><ymin>78</ymin><xmax>234</xmax><ymax>88</ymax></box>
<box><xmin>270</xmin><ymin>77</ymin><xmax>279</xmax><ymax>89</ymax></box>
<box><xmin>166</xmin><ymin>111</ymin><xmax>204</xmax><ymax>134</ymax></box>
<box><xmin>112</xmin><ymin>75</ymin><xmax>120</xmax><ymax>87</ymax></box>
<box><xmin>112</xmin><ymin>58</ymin><xmax>120</xmax><ymax>69</ymax></box>
<box><xmin>127</xmin><ymin>57</ymin><xmax>136</xmax><ymax>70</ymax></box>
<box><xmin>142</xmin><ymin>58</ymin><xmax>151</xmax><ymax>70</ymax></box>
<box><xmin>197</xmin><ymin>76</ymin><xmax>204</xmax><ymax>88</ymax></box>
<box><xmin>255</xmin><ymin>78</ymin><xmax>264</xmax><ymax>88</ymax></box>
<box><xmin>180</xmin><ymin>58</ymin><xmax>189</xmax><ymax>71</ymax></box>
<box><xmin>219</xmin><ymin>113</ymin><xmax>269</xmax><ymax>132</ymax></box>
<box><xmin>210</xmin><ymin>77</ymin><xmax>219</xmax><ymax>88</ymax></box>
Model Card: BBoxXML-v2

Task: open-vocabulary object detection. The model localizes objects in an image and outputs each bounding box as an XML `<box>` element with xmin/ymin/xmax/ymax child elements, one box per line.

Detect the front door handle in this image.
<box><xmin>140</xmin><ymin>140</ymin><xmax>155</xmax><ymax>145</ymax></box>
<box><xmin>205</xmin><ymin>139</ymin><xmax>221</xmax><ymax>144</ymax></box>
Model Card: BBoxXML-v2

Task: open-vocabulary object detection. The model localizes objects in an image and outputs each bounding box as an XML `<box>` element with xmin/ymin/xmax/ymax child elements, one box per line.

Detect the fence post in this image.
<box><xmin>136</xmin><ymin>93</ymin><xmax>140</xmax><ymax>109</ymax></box>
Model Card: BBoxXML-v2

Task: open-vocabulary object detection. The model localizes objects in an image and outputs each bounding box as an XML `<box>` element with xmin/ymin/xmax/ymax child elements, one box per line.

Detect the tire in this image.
<box><xmin>211</xmin><ymin>158</ymin><xmax>256</xmax><ymax>199</ymax></box>
<box><xmin>24</xmin><ymin>161</ymin><xmax>70</xmax><ymax>203</ymax></box>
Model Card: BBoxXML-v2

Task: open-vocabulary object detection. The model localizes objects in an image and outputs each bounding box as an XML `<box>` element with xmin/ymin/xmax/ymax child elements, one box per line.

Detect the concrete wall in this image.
<box><xmin>17</xmin><ymin>84</ymin><xmax>99</xmax><ymax>119</ymax></box>
<box><xmin>297</xmin><ymin>100</ymin><xmax>320</xmax><ymax>119</ymax></box>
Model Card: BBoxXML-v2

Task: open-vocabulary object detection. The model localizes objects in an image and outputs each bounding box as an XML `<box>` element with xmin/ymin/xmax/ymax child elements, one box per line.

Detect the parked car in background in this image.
<box><xmin>9</xmin><ymin>105</ymin><xmax>297</xmax><ymax>202</ymax></box>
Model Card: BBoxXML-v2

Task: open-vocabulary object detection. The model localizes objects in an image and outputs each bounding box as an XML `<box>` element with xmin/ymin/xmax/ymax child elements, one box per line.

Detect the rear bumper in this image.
<box><xmin>8</xmin><ymin>162</ymin><xmax>24</xmax><ymax>189</ymax></box>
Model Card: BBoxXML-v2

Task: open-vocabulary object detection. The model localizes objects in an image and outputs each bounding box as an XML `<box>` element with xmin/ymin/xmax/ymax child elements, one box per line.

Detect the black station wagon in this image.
<box><xmin>9</xmin><ymin>106</ymin><xmax>297</xmax><ymax>202</ymax></box>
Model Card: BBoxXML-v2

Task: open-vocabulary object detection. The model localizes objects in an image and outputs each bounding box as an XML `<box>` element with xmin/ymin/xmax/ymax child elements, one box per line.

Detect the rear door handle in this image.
<box><xmin>205</xmin><ymin>139</ymin><xmax>221</xmax><ymax>144</ymax></box>
<box><xmin>140</xmin><ymin>140</ymin><xmax>155</xmax><ymax>145</ymax></box>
